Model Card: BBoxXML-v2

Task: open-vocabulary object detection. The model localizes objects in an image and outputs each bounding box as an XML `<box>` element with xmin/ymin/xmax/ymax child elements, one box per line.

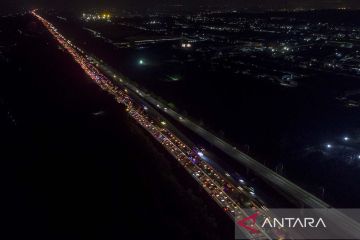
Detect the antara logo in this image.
<box><xmin>237</xmin><ymin>212</ymin><xmax>327</xmax><ymax>234</ymax></box>
<box><xmin>262</xmin><ymin>217</ymin><xmax>326</xmax><ymax>228</ymax></box>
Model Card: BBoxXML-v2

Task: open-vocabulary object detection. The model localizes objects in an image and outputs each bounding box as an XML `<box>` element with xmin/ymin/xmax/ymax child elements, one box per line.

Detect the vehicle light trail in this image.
<box><xmin>31</xmin><ymin>10</ymin><xmax>286</xmax><ymax>240</ymax></box>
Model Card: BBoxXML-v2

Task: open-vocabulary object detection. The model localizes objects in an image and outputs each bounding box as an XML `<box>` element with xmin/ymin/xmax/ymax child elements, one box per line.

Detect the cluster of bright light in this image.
<box><xmin>181</xmin><ymin>43</ymin><xmax>192</xmax><ymax>48</ymax></box>
<box><xmin>283</xmin><ymin>46</ymin><xmax>290</xmax><ymax>51</ymax></box>
<box><xmin>82</xmin><ymin>13</ymin><xmax>111</xmax><ymax>21</ymax></box>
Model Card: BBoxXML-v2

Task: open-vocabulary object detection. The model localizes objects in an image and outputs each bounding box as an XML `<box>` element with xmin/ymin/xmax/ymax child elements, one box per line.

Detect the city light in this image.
<box><xmin>81</xmin><ymin>13</ymin><xmax>111</xmax><ymax>21</ymax></box>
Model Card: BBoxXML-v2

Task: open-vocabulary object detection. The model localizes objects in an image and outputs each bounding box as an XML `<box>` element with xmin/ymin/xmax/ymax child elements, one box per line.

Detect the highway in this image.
<box><xmin>31</xmin><ymin>10</ymin><xmax>286</xmax><ymax>240</ymax></box>
<box><xmin>32</xmin><ymin>10</ymin><xmax>360</xmax><ymax>239</ymax></box>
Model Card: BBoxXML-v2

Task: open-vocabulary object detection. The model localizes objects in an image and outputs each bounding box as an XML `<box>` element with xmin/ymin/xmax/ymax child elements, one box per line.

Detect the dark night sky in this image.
<box><xmin>1</xmin><ymin>0</ymin><xmax>360</xmax><ymax>14</ymax></box>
